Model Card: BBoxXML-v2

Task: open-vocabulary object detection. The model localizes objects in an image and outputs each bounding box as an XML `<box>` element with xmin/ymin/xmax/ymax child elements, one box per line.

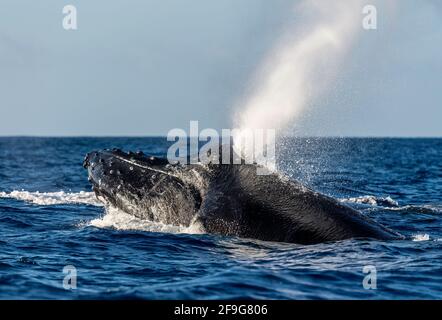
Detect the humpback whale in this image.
<box><xmin>83</xmin><ymin>148</ymin><xmax>403</xmax><ymax>244</ymax></box>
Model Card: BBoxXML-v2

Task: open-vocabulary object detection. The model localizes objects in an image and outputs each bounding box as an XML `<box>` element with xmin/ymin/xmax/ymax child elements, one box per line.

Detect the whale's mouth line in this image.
<box><xmin>109</xmin><ymin>153</ymin><xmax>179</xmax><ymax>179</ymax></box>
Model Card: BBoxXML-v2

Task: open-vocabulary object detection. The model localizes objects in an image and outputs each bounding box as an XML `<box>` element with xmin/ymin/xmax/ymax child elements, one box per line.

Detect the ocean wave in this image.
<box><xmin>412</xmin><ymin>233</ymin><xmax>442</xmax><ymax>242</ymax></box>
<box><xmin>339</xmin><ymin>195</ymin><xmax>399</xmax><ymax>207</ymax></box>
<box><xmin>386</xmin><ymin>204</ymin><xmax>442</xmax><ymax>214</ymax></box>
<box><xmin>0</xmin><ymin>190</ymin><xmax>102</xmax><ymax>206</ymax></box>
<box><xmin>339</xmin><ymin>195</ymin><xmax>442</xmax><ymax>214</ymax></box>
<box><xmin>411</xmin><ymin>234</ymin><xmax>442</xmax><ymax>242</ymax></box>
<box><xmin>88</xmin><ymin>205</ymin><xmax>204</xmax><ymax>234</ymax></box>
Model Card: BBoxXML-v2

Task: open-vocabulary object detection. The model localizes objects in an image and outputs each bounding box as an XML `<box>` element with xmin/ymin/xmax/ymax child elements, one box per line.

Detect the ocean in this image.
<box><xmin>0</xmin><ymin>137</ymin><xmax>440</xmax><ymax>299</ymax></box>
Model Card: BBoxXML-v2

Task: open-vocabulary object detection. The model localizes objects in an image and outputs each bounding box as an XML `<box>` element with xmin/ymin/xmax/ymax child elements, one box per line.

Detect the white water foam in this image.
<box><xmin>0</xmin><ymin>190</ymin><xmax>203</xmax><ymax>235</ymax></box>
<box><xmin>412</xmin><ymin>234</ymin><xmax>430</xmax><ymax>242</ymax></box>
<box><xmin>89</xmin><ymin>205</ymin><xmax>204</xmax><ymax>235</ymax></box>
<box><xmin>339</xmin><ymin>195</ymin><xmax>399</xmax><ymax>207</ymax></box>
<box><xmin>340</xmin><ymin>195</ymin><xmax>442</xmax><ymax>215</ymax></box>
<box><xmin>0</xmin><ymin>190</ymin><xmax>102</xmax><ymax>206</ymax></box>
<box><xmin>387</xmin><ymin>204</ymin><xmax>442</xmax><ymax>214</ymax></box>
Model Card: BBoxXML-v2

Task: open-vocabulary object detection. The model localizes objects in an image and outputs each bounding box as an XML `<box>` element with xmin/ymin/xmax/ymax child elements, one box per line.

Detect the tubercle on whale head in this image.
<box><xmin>84</xmin><ymin>149</ymin><xmax>171</xmax><ymax>171</ymax></box>
<box><xmin>84</xmin><ymin>148</ymin><xmax>207</xmax><ymax>193</ymax></box>
<box><xmin>84</xmin><ymin>148</ymin><xmax>203</xmax><ymax>225</ymax></box>
<box><xmin>82</xmin><ymin>146</ymin><xmax>259</xmax><ymax>203</ymax></box>
<box><xmin>83</xmin><ymin>149</ymin><xmax>173</xmax><ymax>200</ymax></box>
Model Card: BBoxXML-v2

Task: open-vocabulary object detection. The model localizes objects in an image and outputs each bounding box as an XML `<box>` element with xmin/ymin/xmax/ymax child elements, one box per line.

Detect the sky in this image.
<box><xmin>0</xmin><ymin>0</ymin><xmax>441</xmax><ymax>137</ymax></box>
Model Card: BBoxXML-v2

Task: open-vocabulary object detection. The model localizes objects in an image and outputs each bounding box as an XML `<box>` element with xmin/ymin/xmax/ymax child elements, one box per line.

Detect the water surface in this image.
<box><xmin>0</xmin><ymin>137</ymin><xmax>440</xmax><ymax>299</ymax></box>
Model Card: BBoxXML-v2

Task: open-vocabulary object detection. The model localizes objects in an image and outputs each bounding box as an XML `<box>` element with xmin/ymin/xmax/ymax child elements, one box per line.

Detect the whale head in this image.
<box><xmin>83</xmin><ymin>149</ymin><xmax>203</xmax><ymax>225</ymax></box>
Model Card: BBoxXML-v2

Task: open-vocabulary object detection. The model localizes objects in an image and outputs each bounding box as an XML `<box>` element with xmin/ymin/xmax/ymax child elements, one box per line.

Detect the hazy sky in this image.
<box><xmin>0</xmin><ymin>0</ymin><xmax>441</xmax><ymax>136</ymax></box>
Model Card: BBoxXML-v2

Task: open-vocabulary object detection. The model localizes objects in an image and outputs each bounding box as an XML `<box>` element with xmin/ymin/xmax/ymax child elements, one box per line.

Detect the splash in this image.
<box><xmin>340</xmin><ymin>195</ymin><xmax>399</xmax><ymax>207</ymax></box>
<box><xmin>412</xmin><ymin>234</ymin><xmax>430</xmax><ymax>242</ymax></box>
<box><xmin>234</xmin><ymin>0</ymin><xmax>365</xmax><ymax>137</ymax></box>
<box><xmin>0</xmin><ymin>190</ymin><xmax>102</xmax><ymax>206</ymax></box>
<box><xmin>89</xmin><ymin>205</ymin><xmax>205</xmax><ymax>234</ymax></box>
<box><xmin>339</xmin><ymin>194</ymin><xmax>442</xmax><ymax>214</ymax></box>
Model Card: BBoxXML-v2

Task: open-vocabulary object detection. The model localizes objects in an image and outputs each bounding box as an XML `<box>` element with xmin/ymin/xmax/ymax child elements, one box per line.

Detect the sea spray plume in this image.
<box><xmin>233</xmin><ymin>0</ymin><xmax>366</xmax><ymax>159</ymax></box>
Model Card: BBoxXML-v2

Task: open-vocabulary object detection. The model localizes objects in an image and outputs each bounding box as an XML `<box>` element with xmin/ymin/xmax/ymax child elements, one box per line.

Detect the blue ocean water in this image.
<box><xmin>0</xmin><ymin>137</ymin><xmax>441</xmax><ymax>299</ymax></box>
